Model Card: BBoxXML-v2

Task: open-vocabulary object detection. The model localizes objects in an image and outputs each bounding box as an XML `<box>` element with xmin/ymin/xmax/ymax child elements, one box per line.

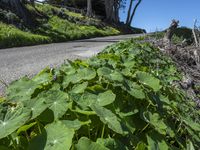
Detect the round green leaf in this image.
<box><xmin>90</xmin><ymin>104</ymin><xmax>124</xmax><ymax>135</ymax></box>
<box><xmin>136</xmin><ymin>71</ymin><xmax>161</xmax><ymax>92</ymax></box>
<box><xmin>125</xmin><ymin>80</ymin><xmax>145</xmax><ymax>99</ymax></box>
<box><xmin>38</xmin><ymin>89</ymin><xmax>70</xmax><ymax>120</ymax></box>
<box><xmin>75</xmin><ymin>137</ymin><xmax>109</xmax><ymax>150</ymax></box>
<box><xmin>29</xmin><ymin>121</ymin><xmax>74</xmax><ymax>150</ymax></box>
<box><xmin>32</xmin><ymin>68</ymin><xmax>53</xmax><ymax>85</ymax></box>
<box><xmin>78</xmin><ymin>68</ymin><xmax>96</xmax><ymax>80</ymax></box>
<box><xmin>6</xmin><ymin>77</ymin><xmax>38</xmax><ymax>102</ymax></box>
<box><xmin>71</xmin><ymin>82</ymin><xmax>88</xmax><ymax>94</ymax></box>
<box><xmin>0</xmin><ymin>104</ymin><xmax>31</xmax><ymax>139</ymax></box>
<box><xmin>97</xmin><ymin>90</ymin><xmax>116</xmax><ymax>106</ymax></box>
<box><xmin>97</xmin><ymin>67</ymin><xmax>123</xmax><ymax>82</ymax></box>
<box><xmin>97</xmin><ymin>138</ymin><xmax>127</xmax><ymax>150</ymax></box>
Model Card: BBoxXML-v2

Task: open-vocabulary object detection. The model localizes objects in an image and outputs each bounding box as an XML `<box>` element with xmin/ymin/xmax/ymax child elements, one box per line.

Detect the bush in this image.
<box><xmin>173</xmin><ymin>27</ymin><xmax>194</xmax><ymax>44</ymax></box>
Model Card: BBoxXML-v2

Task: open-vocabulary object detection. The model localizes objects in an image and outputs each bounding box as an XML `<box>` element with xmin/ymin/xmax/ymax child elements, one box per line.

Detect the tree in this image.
<box><xmin>86</xmin><ymin>0</ymin><xmax>92</xmax><ymax>17</ymax></box>
<box><xmin>104</xmin><ymin>0</ymin><xmax>120</xmax><ymax>23</ymax></box>
<box><xmin>126</xmin><ymin>0</ymin><xmax>133</xmax><ymax>25</ymax></box>
<box><xmin>0</xmin><ymin>0</ymin><xmax>35</xmax><ymax>27</ymax></box>
<box><xmin>53</xmin><ymin>0</ymin><xmax>121</xmax><ymax>23</ymax></box>
<box><xmin>126</xmin><ymin>0</ymin><xmax>142</xmax><ymax>26</ymax></box>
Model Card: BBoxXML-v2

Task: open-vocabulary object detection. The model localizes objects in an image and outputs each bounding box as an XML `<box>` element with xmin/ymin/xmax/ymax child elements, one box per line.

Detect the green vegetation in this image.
<box><xmin>0</xmin><ymin>22</ymin><xmax>50</xmax><ymax>48</ymax></box>
<box><xmin>0</xmin><ymin>96</ymin><xmax>5</xmax><ymax>103</ymax></box>
<box><xmin>149</xmin><ymin>27</ymin><xmax>193</xmax><ymax>44</ymax></box>
<box><xmin>0</xmin><ymin>4</ymin><xmax>120</xmax><ymax>48</ymax></box>
<box><xmin>0</xmin><ymin>39</ymin><xmax>200</xmax><ymax>149</ymax></box>
<box><xmin>173</xmin><ymin>27</ymin><xmax>193</xmax><ymax>40</ymax></box>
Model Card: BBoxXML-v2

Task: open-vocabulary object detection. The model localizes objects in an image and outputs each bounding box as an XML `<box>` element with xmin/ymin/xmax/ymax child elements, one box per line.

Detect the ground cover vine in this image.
<box><xmin>0</xmin><ymin>39</ymin><xmax>200</xmax><ymax>149</ymax></box>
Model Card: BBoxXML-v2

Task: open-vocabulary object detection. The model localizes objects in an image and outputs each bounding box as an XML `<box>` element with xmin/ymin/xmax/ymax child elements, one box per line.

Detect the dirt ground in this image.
<box><xmin>152</xmin><ymin>38</ymin><xmax>200</xmax><ymax>107</ymax></box>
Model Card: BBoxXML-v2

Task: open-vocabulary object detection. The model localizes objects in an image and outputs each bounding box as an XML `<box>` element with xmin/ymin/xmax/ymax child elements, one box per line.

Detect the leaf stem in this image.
<box><xmin>139</xmin><ymin>123</ymin><xmax>149</xmax><ymax>134</ymax></box>
<box><xmin>71</xmin><ymin>109</ymin><xmax>96</xmax><ymax>115</ymax></box>
<box><xmin>94</xmin><ymin>126</ymin><xmax>99</xmax><ymax>140</ymax></box>
<box><xmin>8</xmin><ymin>135</ymin><xmax>18</xmax><ymax>150</ymax></box>
<box><xmin>101</xmin><ymin>124</ymin><xmax>105</xmax><ymax>138</ymax></box>
<box><xmin>25</xmin><ymin>131</ymin><xmax>30</xmax><ymax>142</ymax></box>
<box><xmin>106</xmin><ymin>83</ymin><xmax>110</xmax><ymax>89</ymax></box>
<box><xmin>36</xmin><ymin>119</ymin><xmax>42</xmax><ymax>134</ymax></box>
<box><xmin>87</xmin><ymin>116</ymin><xmax>91</xmax><ymax>139</ymax></box>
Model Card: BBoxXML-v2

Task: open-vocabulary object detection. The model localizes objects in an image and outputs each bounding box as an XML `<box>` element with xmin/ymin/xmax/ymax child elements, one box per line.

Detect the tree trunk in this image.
<box><xmin>127</xmin><ymin>0</ymin><xmax>142</xmax><ymax>26</ymax></box>
<box><xmin>0</xmin><ymin>0</ymin><xmax>35</xmax><ymax>27</ymax></box>
<box><xmin>104</xmin><ymin>0</ymin><xmax>114</xmax><ymax>22</ymax></box>
<box><xmin>126</xmin><ymin>0</ymin><xmax>133</xmax><ymax>25</ymax></box>
<box><xmin>113</xmin><ymin>0</ymin><xmax>120</xmax><ymax>23</ymax></box>
<box><xmin>86</xmin><ymin>0</ymin><xmax>92</xmax><ymax>17</ymax></box>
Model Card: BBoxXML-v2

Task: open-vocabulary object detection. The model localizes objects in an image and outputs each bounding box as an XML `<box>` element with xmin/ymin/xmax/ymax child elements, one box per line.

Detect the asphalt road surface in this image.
<box><xmin>0</xmin><ymin>34</ymin><xmax>141</xmax><ymax>95</ymax></box>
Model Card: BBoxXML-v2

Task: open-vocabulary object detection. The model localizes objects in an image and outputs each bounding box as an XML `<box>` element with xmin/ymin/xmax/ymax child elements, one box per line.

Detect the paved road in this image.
<box><xmin>0</xmin><ymin>34</ymin><xmax>141</xmax><ymax>95</ymax></box>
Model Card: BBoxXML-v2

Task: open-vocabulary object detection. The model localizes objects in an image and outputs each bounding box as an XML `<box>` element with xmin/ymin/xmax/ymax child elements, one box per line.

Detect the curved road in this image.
<box><xmin>0</xmin><ymin>34</ymin><xmax>141</xmax><ymax>95</ymax></box>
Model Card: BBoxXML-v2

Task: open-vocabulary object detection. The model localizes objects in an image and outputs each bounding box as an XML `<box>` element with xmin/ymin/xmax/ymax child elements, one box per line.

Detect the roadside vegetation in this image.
<box><xmin>0</xmin><ymin>22</ymin><xmax>51</xmax><ymax>48</ymax></box>
<box><xmin>0</xmin><ymin>38</ymin><xmax>200</xmax><ymax>149</ymax></box>
<box><xmin>1</xmin><ymin>1</ymin><xmax>200</xmax><ymax>150</ymax></box>
<box><xmin>0</xmin><ymin>4</ymin><xmax>120</xmax><ymax>48</ymax></box>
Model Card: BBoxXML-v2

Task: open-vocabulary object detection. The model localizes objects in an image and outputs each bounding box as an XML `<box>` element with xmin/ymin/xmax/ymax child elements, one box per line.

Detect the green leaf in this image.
<box><xmin>32</xmin><ymin>68</ymin><xmax>53</xmax><ymax>85</ymax></box>
<box><xmin>136</xmin><ymin>71</ymin><xmax>161</xmax><ymax>92</ymax></box>
<box><xmin>135</xmin><ymin>142</ymin><xmax>147</xmax><ymax>150</ymax></box>
<box><xmin>62</xmin><ymin>74</ymin><xmax>80</xmax><ymax>88</ymax></box>
<box><xmin>96</xmin><ymin>138</ymin><xmax>127</xmax><ymax>150</ymax></box>
<box><xmin>71</xmin><ymin>82</ymin><xmax>88</xmax><ymax>94</ymax></box>
<box><xmin>186</xmin><ymin>140</ymin><xmax>195</xmax><ymax>150</ymax></box>
<box><xmin>143</xmin><ymin>112</ymin><xmax>167</xmax><ymax>135</ymax></box>
<box><xmin>90</xmin><ymin>104</ymin><xmax>124</xmax><ymax>135</ymax></box>
<box><xmin>6</xmin><ymin>77</ymin><xmax>38</xmax><ymax>102</ymax></box>
<box><xmin>37</xmin><ymin>108</ymin><xmax>54</xmax><ymax>123</ymax></box>
<box><xmin>74</xmin><ymin>90</ymin><xmax>115</xmax><ymax>108</ymax></box>
<box><xmin>78</xmin><ymin>68</ymin><xmax>96</xmax><ymax>80</ymax></box>
<box><xmin>97</xmin><ymin>67</ymin><xmax>112</xmax><ymax>76</ymax></box>
<box><xmin>97</xmin><ymin>67</ymin><xmax>123</xmax><ymax>82</ymax></box>
<box><xmin>125</xmin><ymin>80</ymin><xmax>145</xmax><ymax>99</ymax></box>
<box><xmin>121</xmin><ymin>68</ymin><xmax>132</xmax><ymax>77</ymax></box>
<box><xmin>29</xmin><ymin>121</ymin><xmax>74</xmax><ymax>150</ymax></box>
<box><xmin>74</xmin><ymin>92</ymin><xmax>96</xmax><ymax>109</ymax></box>
<box><xmin>38</xmin><ymin>89</ymin><xmax>70</xmax><ymax>120</ymax></box>
<box><xmin>124</xmin><ymin>60</ymin><xmax>136</xmax><ymax>68</ymax></box>
<box><xmin>97</xmin><ymin>90</ymin><xmax>116</xmax><ymax>106</ymax></box>
<box><xmin>110</xmin><ymin>71</ymin><xmax>124</xmax><ymax>82</ymax></box>
<box><xmin>60</xmin><ymin>65</ymin><xmax>76</xmax><ymax>75</ymax></box>
<box><xmin>184</xmin><ymin>118</ymin><xmax>200</xmax><ymax>132</ymax></box>
<box><xmin>75</xmin><ymin>137</ymin><xmax>109</xmax><ymax>150</ymax></box>
<box><xmin>23</xmin><ymin>97</ymin><xmax>49</xmax><ymax>120</ymax></box>
<box><xmin>0</xmin><ymin>104</ymin><xmax>31</xmax><ymax>139</ymax></box>
<box><xmin>147</xmin><ymin>133</ymin><xmax>169</xmax><ymax>150</ymax></box>
<box><xmin>61</xmin><ymin>119</ymin><xmax>91</xmax><ymax>130</ymax></box>
<box><xmin>62</xmin><ymin>68</ymin><xmax>95</xmax><ymax>88</ymax></box>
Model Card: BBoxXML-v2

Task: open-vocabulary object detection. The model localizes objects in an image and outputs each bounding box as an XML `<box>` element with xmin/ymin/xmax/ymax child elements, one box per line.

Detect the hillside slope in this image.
<box><xmin>0</xmin><ymin>4</ymin><xmax>120</xmax><ymax>49</ymax></box>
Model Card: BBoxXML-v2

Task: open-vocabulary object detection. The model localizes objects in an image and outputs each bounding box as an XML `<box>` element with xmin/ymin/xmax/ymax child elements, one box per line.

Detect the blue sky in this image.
<box><xmin>119</xmin><ymin>0</ymin><xmax>200</xmax><ymax>32</ymax></box>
